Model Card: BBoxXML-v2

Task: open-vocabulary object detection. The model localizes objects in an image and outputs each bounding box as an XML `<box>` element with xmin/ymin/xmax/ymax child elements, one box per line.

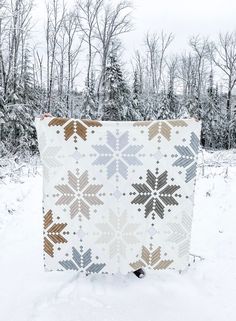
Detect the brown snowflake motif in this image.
<box><xmin>43</xmin><ymin>209</ymin><xmax>68</xmax><ymax>257</ymax></box>
<box><xmin>129</xmin><ymin>245</ymin><xmax>174</xmax><ymax>271</ymax></box>
<box><xmin>55</xmin><ymin>169</ymin><xmax>104</xmax><ymax>220</ymax></box>
<box><xmin>133</xmin><ymin>119</ymin><xmax>187</xmax><ymax>141</ymax></box>
<box><xmin>48</xmin><ymin>117</ymin><xmax>102</xmax><ymax>142</ymax></box>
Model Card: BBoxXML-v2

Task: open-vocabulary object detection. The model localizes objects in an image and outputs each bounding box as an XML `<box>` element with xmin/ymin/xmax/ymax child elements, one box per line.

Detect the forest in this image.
<box><xmin>1</xmin><ymin>0</ymin><xmax>236</xmax><ymax>160</ymax></box>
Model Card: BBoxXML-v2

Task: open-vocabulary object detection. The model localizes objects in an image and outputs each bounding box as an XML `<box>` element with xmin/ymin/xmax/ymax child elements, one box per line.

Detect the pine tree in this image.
<box><xmin>21</xmin><ymin>48</ymin><xmax>35</xmax><ymax>104</ymax></box>
<box><xmin>102</xmin><ymin>47</ymin><xmax>131</xmax><ymax>121</ymax></box>
<box><xmin>201</xmin><ymin>70</ymin><xmax>226</xmax><ymax>149</ymax></box>
<box><xmin>212</xmin><ymin>85</ymin><xmax>228</xmax><ymax>149</ymax></box>
<box><xmin>1</xmin><ymin>48</ymin><xmax>41</xmax><ymax>157</ymax></box>
<box><xmin>166</xmin><ymin>77</ymin><xmax>179</xmax><ymax>118</ymax></box>
<box><xmin>128</xmin><ymin>70</ymin><xmax>143</xmax><ymax>120</ymax></box>
<box><xmin>158</xmin><ymin>82</ymin><xmax>179</xmax><ymax>120</ymax></box>
<box><xmin>81</xmin><ymin>71</ymin><xmax>98</xmax><ymax>119</ymax></box>
<box><xmin>157</xmin><ymin>90</ymin><xmax>169</xmax><ymax>119</ymax></box>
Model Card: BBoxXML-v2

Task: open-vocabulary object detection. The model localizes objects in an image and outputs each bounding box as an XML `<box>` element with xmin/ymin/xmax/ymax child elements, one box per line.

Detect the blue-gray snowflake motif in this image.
<box><xmin>92</xmin><ymin>130</ymin><xmax>143</xmax><ymax>179</ymax></box>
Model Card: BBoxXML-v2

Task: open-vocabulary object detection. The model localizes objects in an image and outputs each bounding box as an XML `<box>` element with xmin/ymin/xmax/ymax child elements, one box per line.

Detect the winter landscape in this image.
<box><xmin>1</xmin><ymin>0</ymin><xmax>236</xmax><ymax>320</ymax></box>
<box><xmin>0</xmin><ymin>150</ymin><xmax>236</xmax><ymax>320</ymax></box>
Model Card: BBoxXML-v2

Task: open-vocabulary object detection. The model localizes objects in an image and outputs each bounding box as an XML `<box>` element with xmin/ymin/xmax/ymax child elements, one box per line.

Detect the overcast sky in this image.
<box><xmin>34</xmin><ymin>0</ymin><xmax>236</xmax><ymax>51</ymax></box>
<box><xmin>123</xmin><ymin>0</ymin><xmax>236</xmax><ymax>54</ymax></box>
<box><xmin>32</xmin><ymin>0</ymin><xmax>236</xmax><ymax>87</ymax></box>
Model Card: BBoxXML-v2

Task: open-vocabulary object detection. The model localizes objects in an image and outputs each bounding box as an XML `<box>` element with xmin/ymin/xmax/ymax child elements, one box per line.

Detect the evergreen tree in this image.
<box><xmin>21</xmin><ymin>48</ymin><xmax>35</xmax><ymax>104</ymax></box>
<box><xmin>102</xmin><ymin>47</ymin><xmax>131</xmax><ymax>121</ymax></box>
<box><xmin>1</xmin><ymin>48</ymin><xmax>41</xmax><ymax>157</ymax></box>
<box><xmin>128</xmin><ymin>70</ymin><xmax>143</xmax><ymax>120</ymax></box>
<box><xmin>203</xmin><ymin>70</ymin><xmax>217</xmax><ymax>147</ymax></box>
<box><xmin>81</xmin><ymin>71</ymin><xmax>98</xmax><ymax>119</ymax></box>
<box><xmin>158</xmin><ymin>82</ymin><xmax>179</xmax><ymax>120</ymax></box>
<box><xmin>157</xmin><ymin>90</ymin><xmax>169</xmax><ymax>119</ymax></box>
<box><xmin>166</xmin><ymin>78</ymin><xmax>179</xmax><ymax>118</ymax></box>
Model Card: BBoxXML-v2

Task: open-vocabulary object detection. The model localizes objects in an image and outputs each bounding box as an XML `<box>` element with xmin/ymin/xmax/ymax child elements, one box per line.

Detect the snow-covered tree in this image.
<box><xmin>102</xmin><ymin>47</ymin><xmax>130</xmax><ymax>121</ymax></box>
<box><xmin>80</xmin><ymin>71</ymin><xmax>98</xmax><ymax>119</ymax></box>
<box><xmin>126</xmin><ymin>70</ymin><xmax>143</xmax><ymax>120</ymax></box>
<box><xmin>200</xmin><ymin>71</ymin><xmax>228</xmax><ymax>149</ymax></box>
<box><xmin>158</xmin><ymin>90</ymin><xmax>169</xmax><ymax>119</ymax></box>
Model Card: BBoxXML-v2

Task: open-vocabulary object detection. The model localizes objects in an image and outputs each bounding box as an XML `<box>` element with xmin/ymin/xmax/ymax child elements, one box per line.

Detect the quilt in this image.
<box><xmin>35</xmin><ymin>117</ymin><xmax>201</xmax><ymax>275</ymax></box>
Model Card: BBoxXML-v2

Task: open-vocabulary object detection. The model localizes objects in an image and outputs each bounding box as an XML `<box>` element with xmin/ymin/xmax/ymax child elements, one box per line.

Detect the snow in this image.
<box><xmin>0</xmin><ymin>150</ymin><xmax>236</xmax><ymax>321</ymax></box>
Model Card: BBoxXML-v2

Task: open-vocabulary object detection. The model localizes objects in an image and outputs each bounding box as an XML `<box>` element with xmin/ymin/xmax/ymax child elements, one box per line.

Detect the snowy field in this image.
<box><xmin>0</xmin><ymin>150</ymin><xmax>236</xmax><ymax>321</ymax></box>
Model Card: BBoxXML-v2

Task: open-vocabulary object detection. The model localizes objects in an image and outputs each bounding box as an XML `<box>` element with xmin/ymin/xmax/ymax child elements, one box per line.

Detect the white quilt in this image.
<box><xmin>35</xmin><ymin>117</ymin><xmax>201</xmax><ymax>275</ymax></box>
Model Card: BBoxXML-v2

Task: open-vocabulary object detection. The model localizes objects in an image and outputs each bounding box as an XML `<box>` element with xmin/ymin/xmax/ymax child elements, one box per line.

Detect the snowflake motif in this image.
<box><xmin>92</xmin><ymin>130</ymin><xmax>143</xmax><ymax>179</ymax></box>
<box><xmin>131</xmin><ymin>169</ymin><xmax>181</xmax><ymax>219</ymax></box>
<box><xmin>48</xmin><ymin>117</ymin><xmax>102</xmax><ymax>142</ymax></box>
<box><xmin>37</xmin><ymin>132</ymin><xmax>62</xmax><ymax>181</ymax></box>
<box><xmin>55</xmin><ymin>169</ymin><xmax>104</xmax><ymax>220</ymax></box>
<box><xmin>43</xmin><ymin>209</ymin><xmax>68</xmax><ymax>257</ymax></box>
<box><xmin>95</xmin><ymin>209</ymin><xmax>141</xmax><ymax>259</ymax></box>
<box><xmin>167</xmin><ymin>212</ymin><xmax>192</xmax><ymax>257</ymax></box>
<box><xmin>133</xmin><ymin>119</ymin><xmax>188</xmax><ymax>141</ymax></box>
<box><xmin>129</xmin><ymin>245</ymin><xmax>174</xmax><ymax>270</ymax></box>
<box><xmin>59</xmin><ymin>246</ymin><xmax>106</xmax><ymax>273</ymax></box>
<box><xmin>172</xmin><ymin>132</ymin><xmax>200</xmax><ymax>182</ymax></box>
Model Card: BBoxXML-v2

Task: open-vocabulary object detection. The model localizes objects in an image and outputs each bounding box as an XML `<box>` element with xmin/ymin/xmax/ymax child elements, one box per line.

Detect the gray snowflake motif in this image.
<box><xmin>131</xmin><ymin>169</ymin><xmax>181</xmax><ymax>219</ymax></box>
<box><xmin>95</xmin><ymin>209</ymin><xmax>141</xmax><ymax>259</ymax></box>
<box><xmin>55</xmin><ymin>169</ymin><xmax>104</xmax><ymax>219</ymax></box>
<box><xmin>172</xmin><ymin>132</ymin><xmax>200</xmax><ymax>182</ymax></box>
<box><xmin>59</xmin><ymin>246</ymin><xmax>106</xmax><ymax>273</ymax></box>
<box><xmin>92</xmin><ymin>131</ymin><xmax>143</xmax><ymax>179</ymax></box>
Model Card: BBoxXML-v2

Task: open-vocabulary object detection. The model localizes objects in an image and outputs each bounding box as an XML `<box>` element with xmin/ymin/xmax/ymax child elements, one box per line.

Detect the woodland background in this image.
<box><xmin>1</xmin><ymin>3</ymin><xmax>235</xmax><ymax>320</ymax></box>
<box><xmin>1</xmin><ymin>0</ymin><xmax>236</xmax><ymax>161</ymax></box>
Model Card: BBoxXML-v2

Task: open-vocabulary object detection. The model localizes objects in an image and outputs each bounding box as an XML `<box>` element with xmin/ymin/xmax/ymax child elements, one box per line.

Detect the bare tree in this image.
<box><xmin>145</xmin><ymin>31</ymin><xmax>174</xmax><ymax>94</ymax></box>
<box><xmin>64</xmin><ymin>11</ymin><xmax>83</xmax><ymax>116</ymax></box>
<box><xmin>55</xmin><ymin>24</ymin><xmax>67</xmax><ymax>100</ymax></box>
<box><xmin>189</xmin><ymin>35</ymin><xmax>209</xmax><ymax>113</ymax></box>
<box><xmin>209</xmin><ymin>32</ymin><xmax>236</xmax><ymax>148</ymax></box>
<box><xmin>0</xmin><ymin>3</ymin><xmax>7</xmax><ymax>94</ymax></box>
<box><xmin>145</xmin><ymin>33</ymin><xmax>157</xmax><ymax>92</ymax></box>
<box><xmin>178</xmin><ymin>53</ymin><xmax>195</xmax><ymax>100</ymax></box>
<box><xmin>45</xmin><ymin>0</ymin><xmax>66</xmax><ymax>112</ymax></box>
<box><xmin>94</xmin><ymin>0</ymin><xmax>133</xmax><ymax>115</ymax></box>
<box><xmin>33</xmin><ymin>48</ymin><xmax>44</xmax><ymax>103</ymax></box>
<box><xmin>133</xmin><ymin>49</ymin><xmax>144</xmax><ymax>94</ymax></box>
<box><xmin>166</xmin><ymin>55</ymin><xmax>179</xmax><ymax>117</ymax></box>
<box><xmin>76</xmin><ymin>0</ymin><xmax>103</xmax><ymax>89</ymax></box>
<box><xmin>0</xmin><ymin>0</ymin><xmax>33</xmax><ymax>101</ymax></box>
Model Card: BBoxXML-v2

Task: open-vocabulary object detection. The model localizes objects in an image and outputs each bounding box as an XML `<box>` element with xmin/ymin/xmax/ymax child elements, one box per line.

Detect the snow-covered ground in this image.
<box><xmin>0</xmin><ymin>150</ymin><xmax>236</xmax><ymax>321</ymax></box>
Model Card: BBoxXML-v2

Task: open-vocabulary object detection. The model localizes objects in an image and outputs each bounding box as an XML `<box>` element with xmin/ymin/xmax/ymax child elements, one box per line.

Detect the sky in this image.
<box><xmin>123</xmin><ymin>0</ymin><xmax>236</xmax><ymax>54</ymax></box>
<box><xmin>33</xmin><ymin>0</ymin><xmax>236</xmax><ymax>53</ymax></box>
<box><xmin>32</xmin><ymin>0</ymin><xmax>236</xmax><ymax>88</ymax></box>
